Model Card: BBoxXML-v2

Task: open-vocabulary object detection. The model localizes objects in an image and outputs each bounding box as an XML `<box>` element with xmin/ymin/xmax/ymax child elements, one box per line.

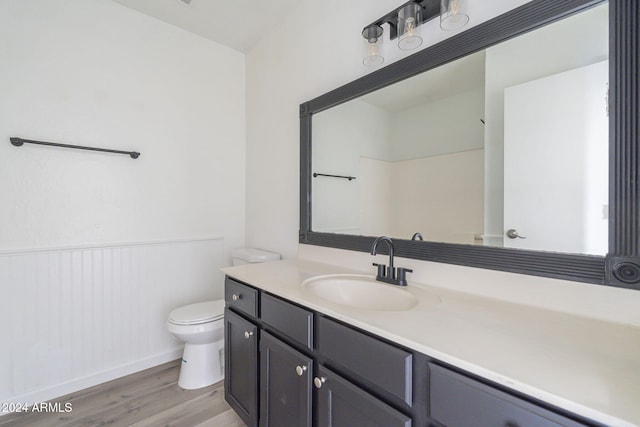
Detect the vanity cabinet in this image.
<box><xmin>224</xmin><ymin>275</ymin><xmax>598</xmax><ymax>427</ymax></box>
<box><xmin>224</xmin><ymin>276</ymin><xmax>416</xmax><ymax>427</ymax></box>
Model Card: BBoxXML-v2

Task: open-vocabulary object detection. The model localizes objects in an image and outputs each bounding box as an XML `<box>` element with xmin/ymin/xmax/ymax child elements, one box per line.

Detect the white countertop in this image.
<box><xmin>222</xmin><ymin>258</ymin><xmax>640</xmax><ymax>427</ymax></box>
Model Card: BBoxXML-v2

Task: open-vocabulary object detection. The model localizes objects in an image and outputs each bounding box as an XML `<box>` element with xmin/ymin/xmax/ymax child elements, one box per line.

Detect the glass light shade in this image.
<box><xmin>440</xmin><ymin>0</ymin><xmax>469</xmax><ymax>31</ymax></box>
<box><xmin>362</xmin><ymin>25</ymin><xmax>384</xmax><ymax>67</ymax></box>
<box><xmin>398</xmin><ymin>2</ymin><xmax>423</xmax><ymax>51</ymax></box>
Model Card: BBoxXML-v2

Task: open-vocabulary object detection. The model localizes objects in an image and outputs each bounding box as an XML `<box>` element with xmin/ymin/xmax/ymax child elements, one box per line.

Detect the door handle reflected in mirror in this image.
<box><xmin>506</xmin><ymin>229</ymin><xmax>526</xmax><ymax>239</ymax></box>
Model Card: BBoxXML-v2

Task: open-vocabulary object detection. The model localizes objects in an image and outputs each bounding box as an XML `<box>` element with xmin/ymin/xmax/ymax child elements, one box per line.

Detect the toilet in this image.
<box><xmin>167</xmin><ymin>300</ymin><xmax>225</xmax><ymax>389</ymax></box>
<box><xmin>167</xmin><ymin>247</ymin><xmax>280</xmax><ymax>389</ymax></box>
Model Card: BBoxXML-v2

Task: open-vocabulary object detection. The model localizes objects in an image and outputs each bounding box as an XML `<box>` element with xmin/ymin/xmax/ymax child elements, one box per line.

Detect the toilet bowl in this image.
<box><xmin>167</xmin><ymin>300</ymin><xmax>225</xmax><ymax>389</ymax></box>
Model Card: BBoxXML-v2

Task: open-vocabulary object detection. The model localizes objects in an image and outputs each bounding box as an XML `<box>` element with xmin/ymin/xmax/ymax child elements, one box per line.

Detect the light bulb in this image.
<box><xmin>440</xmin><ymin>0</ymin><xmax>469</xmax><ymax>31</ymax></box>
<box><xmin>398</xmin><ymin>3</ymin><xmax>423</xmax><ymax>51</ymax></box>
<box><xmin>362</xmin><ymin>25</ymin><xmax>384</xmax><ymax>67</ymax></box>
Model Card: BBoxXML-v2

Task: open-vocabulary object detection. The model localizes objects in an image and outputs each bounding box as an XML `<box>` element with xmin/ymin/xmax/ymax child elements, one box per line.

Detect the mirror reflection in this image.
<box><xmin>312</xmin><ymin>3</ymin><xmax>608</xmax><ymax>255</ymax></box>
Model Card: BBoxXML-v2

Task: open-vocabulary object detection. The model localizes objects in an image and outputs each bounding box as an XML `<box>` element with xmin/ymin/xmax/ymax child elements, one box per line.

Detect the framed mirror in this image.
<box><xmin>300</xmin><ymin>0</ymin><xmax>640</xmax><ymax>289</ymax></box>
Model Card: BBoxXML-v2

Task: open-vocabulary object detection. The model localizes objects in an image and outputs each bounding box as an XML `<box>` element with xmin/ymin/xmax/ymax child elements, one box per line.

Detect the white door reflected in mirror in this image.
<box><xmin>503</xmin><ymin>60</ymin><xmax>608</xmax><ymax>255</ymax></box>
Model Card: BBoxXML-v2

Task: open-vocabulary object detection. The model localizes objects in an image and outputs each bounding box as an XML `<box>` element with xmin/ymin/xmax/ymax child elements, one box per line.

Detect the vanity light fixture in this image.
<box><xmin>440</xmin><ymin>0</ymin><xmax>469</xmax><ymax>31</ymax></box>
<box><xmin>398</xmin><ymin>3</ymin><xmax>423</xmax><ymax>50</ymax></box>
<box><xmin>361</xmin><ymin>0</ymin><xmax>470</xmax><ymax>66</ymax></box>
<box><xmin>362</xmin><ymin>24</ymin><xmax>384</xmax><ymax>67</ymax></box>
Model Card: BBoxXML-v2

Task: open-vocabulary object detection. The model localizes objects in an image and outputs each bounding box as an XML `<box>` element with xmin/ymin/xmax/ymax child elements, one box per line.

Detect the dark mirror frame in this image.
<box><xmin>300</xmin><ymin>0</ymin><xmax>640</xmax><ymax>290</ymax></box>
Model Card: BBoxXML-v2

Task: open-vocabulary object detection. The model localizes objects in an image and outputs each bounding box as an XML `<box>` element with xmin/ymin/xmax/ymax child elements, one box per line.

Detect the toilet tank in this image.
<box><xmin>232</xmin><ymin>248</ymin><xmax>281</xmax><ymax>266</ymax></box>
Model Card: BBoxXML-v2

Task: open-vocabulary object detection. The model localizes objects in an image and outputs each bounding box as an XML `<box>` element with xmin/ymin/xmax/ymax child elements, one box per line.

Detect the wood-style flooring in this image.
<box><xmin>0</xmin><ymin>359</ymin><xmax>245</xmax><ymax>427</ymax></box>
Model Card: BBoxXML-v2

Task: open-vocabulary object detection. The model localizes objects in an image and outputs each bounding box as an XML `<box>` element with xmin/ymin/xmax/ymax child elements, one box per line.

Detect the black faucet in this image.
<box><xmin>411</xmin><ymin>232</ymin><xmax>423</xmax><ymax>241</ymax></box>
<box><xmin>370</xmin><ymin>236</ymin><xmax>412</xmax><ymax>286</ymax></box>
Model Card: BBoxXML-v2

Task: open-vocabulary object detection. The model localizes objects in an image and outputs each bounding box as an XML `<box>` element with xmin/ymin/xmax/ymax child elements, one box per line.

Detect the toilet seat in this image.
<box><xmin>168</xmin><ymin>300</ymin><xmax>225</xmax><ymax>325</ymax></box>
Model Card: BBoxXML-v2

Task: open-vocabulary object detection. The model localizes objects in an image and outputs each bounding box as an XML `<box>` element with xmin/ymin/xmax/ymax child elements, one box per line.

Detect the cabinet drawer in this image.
<box><xmin>261</xmin><ymin>293</ymin><xmax>313</xmax><ymax>350</ymax></box>
<box><xmin>429</xmin><ymin>364</ymin><xmax>588</xmax><ymax>427</ymax></box>
<box><xmin>225</xmin><ymin>277</ymin><xmax>258</xmax><ymax>318</ymax></box>
<box><xmin>317</xmin><ymin>316</ymin><xmax>412</xmax><ymax>406</ymax></box>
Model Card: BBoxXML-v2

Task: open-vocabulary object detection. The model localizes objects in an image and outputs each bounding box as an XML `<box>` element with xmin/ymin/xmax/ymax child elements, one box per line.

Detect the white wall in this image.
<box><xmin>245</xmin><ymin>0</ymin><xmax>531</xmax><ymax>259</ymax></box>
<box><xmin>359</xmin><ymin>150</ymin><xmax>484</xmax><ymax>243</ymax></box>
<box><xmin>359</xmin><ymin>158</ymin><xmax>393</xmax><ymax>236</ymax></box>
<box><xmin>0</xmin><ymin>0</ymin><xmax>246</xmax><ymax>254</ymax></box>
<box><xmin>0</xmin><ymin>0</ymin><xmax>245</xmax><ymax>405</ymax></box>
<box><xmin>0</xmin><ymin>238</ymin><xmax>225</xmax><ymax>407</ymax></box>
<box><xmin>314</xmin><ymin>88</ymin><xmax>484</xmax><ymax>238</ymax></box>
<box><xmin>390</xmin><ymin>87</ymin><xmax>485</xmax><ymax>161</ymax></box>
<box><xmin>312</xmin><ymin>99</ymin><xmax>390</xmax><ymax>234</ymax></box>
<box><xmin>391</xmin><ymin>150</ymin><xmax>484</xmax><ymax>243</ymax></box>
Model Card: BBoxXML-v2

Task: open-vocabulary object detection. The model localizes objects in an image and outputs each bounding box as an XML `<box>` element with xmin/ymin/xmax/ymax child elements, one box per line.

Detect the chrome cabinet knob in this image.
<box><xmin>243</xmin><ymin>331</ymin><xmax>254</xmax><ymax>339</ymax></box>
<box><xmin>313</xmin><ymin>377</ymin><xmax>326</xmax><ymax>389</ymax></box>
<box><xmin>232</xmin><ymin>293</ymin><xmax>240</xmax><ymax>301</ymax></box>
<box><xmin>295</xmin><ymin>365</ymin><xmax>307</xmax><ymax>376</ymax></box>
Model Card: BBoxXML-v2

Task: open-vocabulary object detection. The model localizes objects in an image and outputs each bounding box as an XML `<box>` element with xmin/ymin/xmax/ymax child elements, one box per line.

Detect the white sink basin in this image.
<box><xmin>301</xmin><ymin>274</ymin><xmax>420</xmax><ymax>311</ymax></box>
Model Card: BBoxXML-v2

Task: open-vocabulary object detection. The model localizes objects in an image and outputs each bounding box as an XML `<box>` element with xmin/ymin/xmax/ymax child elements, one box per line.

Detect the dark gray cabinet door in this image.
<box><xmin>316</xmin><ymin>366</ymin><xmax>412</xmax><ymax>427</ymax></box>
<box><xmin>225</xmin><ymin>308</ymin><xmax>259</xmax><ymax>427</ymax></box>
<box><xmin>259</xmin><ymin>331</ymin><xmax>312</xmax><ymax>427</ymax></box>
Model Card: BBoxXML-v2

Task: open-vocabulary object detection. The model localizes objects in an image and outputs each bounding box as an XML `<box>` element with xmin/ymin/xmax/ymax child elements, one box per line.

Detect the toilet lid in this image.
<box><xmin>169</xmin><ymin>300</ymin><xmax>225</xmax><ymax>325</ymax></box>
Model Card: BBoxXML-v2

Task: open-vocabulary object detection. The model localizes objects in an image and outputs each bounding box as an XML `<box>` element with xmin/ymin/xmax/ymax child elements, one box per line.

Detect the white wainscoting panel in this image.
<box><xmin>0</xmin><ymin>237</ymin><xmax>225</xmax><ymax>407</ymax></box>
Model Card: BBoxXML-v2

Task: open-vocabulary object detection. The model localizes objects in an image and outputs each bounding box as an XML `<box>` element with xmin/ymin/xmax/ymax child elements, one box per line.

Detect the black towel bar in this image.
<box><xmin>10</xmin><ymin>137</ymin><xmax>140</xmax><ymax>159</ymax></box>
<box><xmin>313</xmin><ymin>173</ymin><xmax>356</xmax><ymax>181</ymax></box>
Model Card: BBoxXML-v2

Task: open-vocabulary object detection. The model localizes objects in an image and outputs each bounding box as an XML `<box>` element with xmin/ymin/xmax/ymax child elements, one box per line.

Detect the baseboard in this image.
<box><xmin>0</xmin><ymin>347</ymin><xmax>183</xmax><ymax>414</ymax></box>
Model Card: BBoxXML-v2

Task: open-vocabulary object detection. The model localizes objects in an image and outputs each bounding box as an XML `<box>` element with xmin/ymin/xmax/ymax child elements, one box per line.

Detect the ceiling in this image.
<box><xmin>112</xmin><ymin>0</ymin><xmax>299</xmax><ymax>53</ymax></box>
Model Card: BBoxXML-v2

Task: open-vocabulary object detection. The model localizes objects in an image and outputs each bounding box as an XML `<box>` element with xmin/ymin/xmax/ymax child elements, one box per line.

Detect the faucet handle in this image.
<box><xmin>395</xmin><ymin>267</ymin><xmax>413</xmax><ymax>286</ymax></box>
<box><xmin>372</xmin><ymin>262</ymin><xmax>387</xmax><ymax>278</ymax></box>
